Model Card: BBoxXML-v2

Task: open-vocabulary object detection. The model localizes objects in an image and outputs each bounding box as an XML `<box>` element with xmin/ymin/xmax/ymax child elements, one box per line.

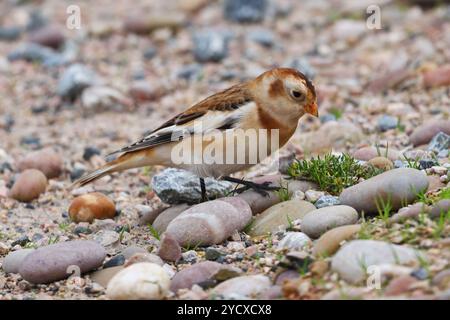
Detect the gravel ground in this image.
<box><xmin>0</xmin><ymin>0</ymin><xmax>449</xmax><ymax>300</ymax></box>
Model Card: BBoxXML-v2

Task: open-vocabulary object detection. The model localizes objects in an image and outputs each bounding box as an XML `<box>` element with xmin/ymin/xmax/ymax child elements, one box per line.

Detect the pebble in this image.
<box><xmin>9</xmin><ymin>169</ymin><xmax>47</xmax><ymax>202</ymax></box>
<box><xmin>296</xmin><ymin>122</ymin><xmax>363</xmax><ymax>154</ymax></box>
<box><xmin>193</xmin><ymin>30</ymin><xmax>230</xmax><ymax>63</ymax></box>
<box><xmin>384</xmin><ymin>275</ymin><xmax>417</xmax><ymax>296</ymax></box>
<box><xmin>277</xmin><ymin>232</ymin><xmax>311</xmax><ymax>251</ymax></box>
<box><xmin>428</xmin><ymin>132</ymin><xmax>450</xmax><ymax>154</ymax></box>
<box><xmin>19</xmin><ymin>240</ymin><xmax>106</xmax><ymax>284</ymax></box>
<box><xmin>427</xmin><ymin>174</ymin><xmax>445</xmax><ymax>192</ymax></box>
<box><xmin>0</xmin><ymin>26</ymin><xmax>22</xmax><ymax>41</ymax></box>
<box><xmin>313</xmin><ymin>224</ymin><xmax>361</xmax><ymax>257</ymax></box>
<box><xmin>151</xmin><ymin>168</ymin><xmax>233</xmax><ymax>204</ymax></box>
<box><xmin>305</xmin><ymin>190</ymin><xmax>325</xmax><ymax>202</ymax></box>
<box><xmin>182</xmin><ymin>250</ymin><xmax>198</xmax><ymax>263</ymax></box>
<box><xmin>248</xmin><ymin>29</ymin><xmax>274</xmax><ymax>47</ymax></box>
<box><xmin>124</xmin><ymin>253</ymin><xmax>164</xmax><ymax>267</ymax></box>
<box><xmin>331</xmin><ymin>20</ymin><xmax>366</xmax><ymax>43</ymax></box>
<box><xmin>249</xmin><ymin>200</ymin><xmax>316</xmax><ymax>236</ymax></box>
<box><xmin>224</xmin><ymin>0</ymin><xmax>267</xmax><ymax>23</ymax></box>
<box><xmin>8</xmin><ymin>43</ymin><xmax>64</xmax><ymax>66</ymax></box>
<box><xmin>352</xmin><ymin>146</ymin><xmax>400</xmax><ymax>161</ymax></box>
<box><xmin>17</xmin><ymin>148</ymin><xmax>63</xmax><ymax>179</ymax></box>
<box><xmin>106</xmin><ymin>263</ymin><xmax>170</xmax><ymax>300</ymax></box>
<box><xmin>28</xmin><ymin>25</ymin><xmax>65</xmax><ymax>49</ymax></box>
<box><xmin>300</xmin><ymin>205</ymin><xmax>359</xmax><ymax>239</ymax></box>
<box><xmin>419</xmin><ymin>158</ymin><xmax>437</xmax><ymax>170</ymax></box>
<box><xmin>151</xmin><ymin>204</ymin><xmax>189</xmax><ymax>232</ymax></box>
<box><xmin>69</xmin><ymin>192</ymin><xmax>116</xmax><ymax>223</ymax></box>
<box><xmin>103</xmin><ymin>255</ymin><xmax>125</xmax><ymax>268</ymax></box>
<box><xmin>423</xmin><ymin>65</ymin><xmax>450</xmax><ymax>88</ymax></box>
<box><xmin>409</xmin><ymin>120</ymin><xmax>450</xmax><ymax>146</ymax></box>
<box><xmin>11</xmin><ymin>235</ymin><xmax>30</xmax><ymax>247</ymax></box>
<box><xmin>92</xmin><ymin>230</ymin><xmax>120</xmax><ymax>247</ymax></box>
<box><xmin>170</xmin><ymin>261</ymin><xmax>223</xmax><ymax>292</ymax></box>
<box><xmin>205</xmin><ymin>247</ymin><xmax>226</xmax><ymax>261</ymax></box>
<box><xmin>158</xmin><ymin>233</ymin><xmax>182</xmax><ymax>262</ymax></box>
<box><xmin>389</xmin><ymin>202</ymin><xmax>430</xmax><ymax>224</ymax></box>
<box><xmin>331</xmin><ymin>240</ymin><xmax>424</xmax><ymax>284</ymax></box>
<box><xmin>57</xmin><ymin>64</ymin><xmax>97</xmax><ymax>100</ymax></box>
<box><xmin>129</xmin><ymin>81</ymin><xmax>164</xmax><ymax>102</ymax></box>
<box><xmin>177</xmin><ymin>63</ymin><xmax>203</xmax><ymax>81</ymax></box>
<box><xmin>315</xmin><ymin>195</ymin><xmax>341</xmax><ymax>208</ymax></box>
<box><xmin>165</xmin><ymin>197</ymin><xmax>252</xmax><ymax>246</ymax></box>
<box><xmin>211</xmin><ymin>274</ymin><xmax>271</xmax><ymax>299</ymax></box>
<box><xmin>339</xmin><ymin>168</ymin><xmax>429</xmax><ymax>215</ymax></box>
<box><xmin>431</xmin><ymin>269</ymin><xmax>450</xmax><ymax>290</ymax></box>
<box><xmin>377</xmin><ymin>115</ymin><xmax>398</xmax><ymax>132</ymax></box>
<box><xmin>137</xmin><ymin>205</ymin><xmax>166</xmax><ymax>225</ymax></box>
<box><xmin>2</xmin><ymin>249</ymin><xmax>35</xmax><ymax>274</ymax></box>
<box><xmin>368</xmin><ymin>157</ymin><xmax>394</xmax><ymax>170</ymax></box>
<box><xmin>430</xmin><ymin>199</ymin><xmax>450</xmax><ymax>219</ymax></box>
<box><xmin>288</xmin><ymin>58</ymin><xmax>316</xmax><ymax>80</ymax></box>
<box><xmin>123</xmin><ymin>14</ymin><xmax>185</xmax><ymax>34</ymax></box>
<box><xmin>90</xmin><ymin>266</ymin><xmax>123</xmax><ymax>288</ymax></box>
<box><xmin>81</xmin><ymin>86</ymin><xmax>132</xmax><ymax>114</ymax></box>
<box><xmin>82</xmin><ymin>146</ymin><xmax>101</xmax><ymax>161</ymax></box>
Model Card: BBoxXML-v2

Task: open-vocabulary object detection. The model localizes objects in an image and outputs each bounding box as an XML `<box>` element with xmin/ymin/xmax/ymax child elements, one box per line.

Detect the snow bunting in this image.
<box><xmin>73</xmin><ymin>68</ymin><xmax>318</xmax><ymax>196</ymax></box>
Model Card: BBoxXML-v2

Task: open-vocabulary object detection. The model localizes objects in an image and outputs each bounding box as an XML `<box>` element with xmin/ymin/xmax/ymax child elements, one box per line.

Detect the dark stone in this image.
<box><xmin>70</xmin><ymin>168</ymin><xmax>85</xmax><ymax>181</ymax></box>
<box><xmin>12</xmin><ymin>236</ymin><xmax>31</xmax><ymax>247</ymax></box>
<box><xmin>177</xmin><ymin>64</ymin><xmax>203</xmax><ymax>81</ymax></box>
<box><xmin>26</xmin><ymin>11</ymin><xmax>48</xmax><ymax>31</ymax></box>
<box><xmin>205</xmin><ymin>247</ymin><xmax>226</xmax><ymax>261</ymax></box>
<box><xmin>20</xmin><ymin>135</ymin><xmax>41</xmax><ymax>148</ymax></box>
<box><xmin>419</xmin><ymin>159</ymin><xmax>437</xmax><ymax>170</ymax></box>
<box><xmin>103</xmin><ymin>254</ymin><xmax>126</xmax><ymax>268</ymax></box>
<box><xmin>193</xmin><ymin>31</ymin><xmax>230</xmax><ymax>63</ymax></box>
<box><xmin>73</xmin><ymin>226</ymin><xmax>92</xmax><ymax>235</ymax></box>
<box><xmin>224</xmin><ymin>0</ymin><xmax>268</xmax><ymax>23</ymax></box>
<box><xmin>0</xmin><ymin>26</ymin><xmax>22</xmax><ymax>41</ymax></box>
<box><xmin>82</xmin><ymin>146</ymin><xmax>101</xmax><ymax>161</ymax></box>
<box><xmin>8</xmin><ymin>43</ymin><xmax>64</xmax><ymax>66</ymax></box>
<box><xmin>143</xmin><ymin>47</ymin><xmax>157</xmax><ymax>60</ymax></box>
<box><xmin>411</xmin><ymin>268</ymin><xmax>428</xmax><ymax>280</ymax></box>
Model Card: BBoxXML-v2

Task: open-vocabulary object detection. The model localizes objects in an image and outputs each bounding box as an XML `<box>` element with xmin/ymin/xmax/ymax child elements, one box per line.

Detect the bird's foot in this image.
<box><xmin>223</xmin><ymin>177</ymin><xmax>281</xmax><ymax>197</ymax></box>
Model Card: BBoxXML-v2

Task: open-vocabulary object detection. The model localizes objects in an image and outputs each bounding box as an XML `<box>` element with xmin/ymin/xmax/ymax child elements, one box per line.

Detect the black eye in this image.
<box><xmin>291</xmin><ymin>90</ymin><xmax>303</xmax><ymax>99</ymax></box>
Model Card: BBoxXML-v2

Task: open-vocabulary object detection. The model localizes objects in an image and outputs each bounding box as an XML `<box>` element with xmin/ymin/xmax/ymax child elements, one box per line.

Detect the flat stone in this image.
<box><xmin>301</xmin><ymin>205</ymin><xmax>359</xmax><ymax>239</ymax></box>
<box><xmin>249</xmin><ymin>200</ymin><xmax>316</xmax><ymax>236</ymax></box>
<box><xmin>331</xmin><ymin>240</ymin><xmax>424</xmax><ymax>284</ymax></box>
<box><xmin>339</xmin><ymin>168</ymin><xmax>429</xmax><ymax>215</ymax></box>
<box><xmin>19</xmin><ymin>240</ymin><xmax>106</xmax><ymax>284</ymax></box>
<box><xmin>2</xmin><ymin>249</ymin><xmax>35</xmax><ymax>274</ymax></box>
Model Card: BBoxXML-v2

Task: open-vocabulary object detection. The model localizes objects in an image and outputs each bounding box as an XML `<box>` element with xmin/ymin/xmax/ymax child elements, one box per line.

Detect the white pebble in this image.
<box><xmin>106</xmin><ymin>263</ymin><xmax>170</xmax><ymax>300</ymax></box>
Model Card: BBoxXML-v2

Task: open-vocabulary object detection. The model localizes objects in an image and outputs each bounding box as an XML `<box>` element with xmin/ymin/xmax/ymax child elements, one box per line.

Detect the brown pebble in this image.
<box><xmin>9</xmin><ymin>169</ymin><xmax>47</xmax><ymax>202</ymax></box>
<box><xmin>368</xmin><ymin>157</ymin><xmax>393</xmax><ymax>170</ymax></box>
<box><xmin>17</xmin><ymin>148</ymin><xmax>63</xmax><ymax>179</ymax></box>
<box><xmin>384</xmin><ymin>275</ymin><xmax>417</xmax><ymax>296</ymax></box>
<box><xmin>69</xmin><ymin>192</ymin><xmax>116</xmax><ymax>223</ymax></box>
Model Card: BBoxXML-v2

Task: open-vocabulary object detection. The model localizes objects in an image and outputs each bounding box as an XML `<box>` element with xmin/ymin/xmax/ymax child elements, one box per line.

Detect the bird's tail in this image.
<box><xmin>71</xmin><ymin>152</ymin><xmax>145</xmax><ymax>188</ymax></box>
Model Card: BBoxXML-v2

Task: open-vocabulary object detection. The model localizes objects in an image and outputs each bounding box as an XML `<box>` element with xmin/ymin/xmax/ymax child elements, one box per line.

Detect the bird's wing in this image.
<box><xmin>107</xmin><ymin>83</ymin><xmax>253</xmax><ymax>156</ymax></box>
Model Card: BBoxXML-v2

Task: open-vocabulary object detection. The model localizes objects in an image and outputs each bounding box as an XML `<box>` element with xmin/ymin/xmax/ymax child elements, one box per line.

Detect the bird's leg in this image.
<box><xmin>222</xmin><ymin>176</ymin><xmax>281</xmax><ymax>197</ymax></box>
<box><xmin>199</xmin><ymin>177</ymin><xmax>208</xmax><ymax>202</ymax></box>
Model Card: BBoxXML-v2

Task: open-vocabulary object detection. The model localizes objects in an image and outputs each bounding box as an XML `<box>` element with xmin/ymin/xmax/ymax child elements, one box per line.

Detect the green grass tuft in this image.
<box><xmin>287</xmin><ymin>153</ymin><xmax>381</xmax><ymax>195</ymax></box>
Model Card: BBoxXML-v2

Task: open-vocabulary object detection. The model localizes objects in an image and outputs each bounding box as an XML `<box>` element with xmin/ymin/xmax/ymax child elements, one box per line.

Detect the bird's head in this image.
<box><xmin>250</xmin><ymin>67</ymin><xmax>318</xmax><ymax>122</ymax></box>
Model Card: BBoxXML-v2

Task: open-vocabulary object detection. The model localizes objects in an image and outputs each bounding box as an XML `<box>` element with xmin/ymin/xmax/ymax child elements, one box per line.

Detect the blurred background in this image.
<box><xmin>0</xmin><ymin>0</ymin><xmax>449</xmax><ymax>169</ymax></box>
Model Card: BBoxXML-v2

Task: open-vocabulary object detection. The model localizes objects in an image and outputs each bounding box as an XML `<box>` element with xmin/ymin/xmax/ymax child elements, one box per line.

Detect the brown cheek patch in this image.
<box><xmin>268</xmin><ymin>79</ymin><xmax>284</xmax><ymax>98</ymax></box>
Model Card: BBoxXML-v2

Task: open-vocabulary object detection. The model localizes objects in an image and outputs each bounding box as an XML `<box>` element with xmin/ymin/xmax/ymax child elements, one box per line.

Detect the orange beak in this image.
<box><xmin>305</xmin><ymin>101</ymin><xmax>319</xmax><ymax>117</ymax></box>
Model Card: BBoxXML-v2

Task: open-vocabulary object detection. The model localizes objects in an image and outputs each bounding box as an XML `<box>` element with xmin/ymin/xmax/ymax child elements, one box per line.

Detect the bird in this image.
<box><xmin>72</xmin><ymin>67</ymin><xmax>318</xmax><ymax>199</ymax></box>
